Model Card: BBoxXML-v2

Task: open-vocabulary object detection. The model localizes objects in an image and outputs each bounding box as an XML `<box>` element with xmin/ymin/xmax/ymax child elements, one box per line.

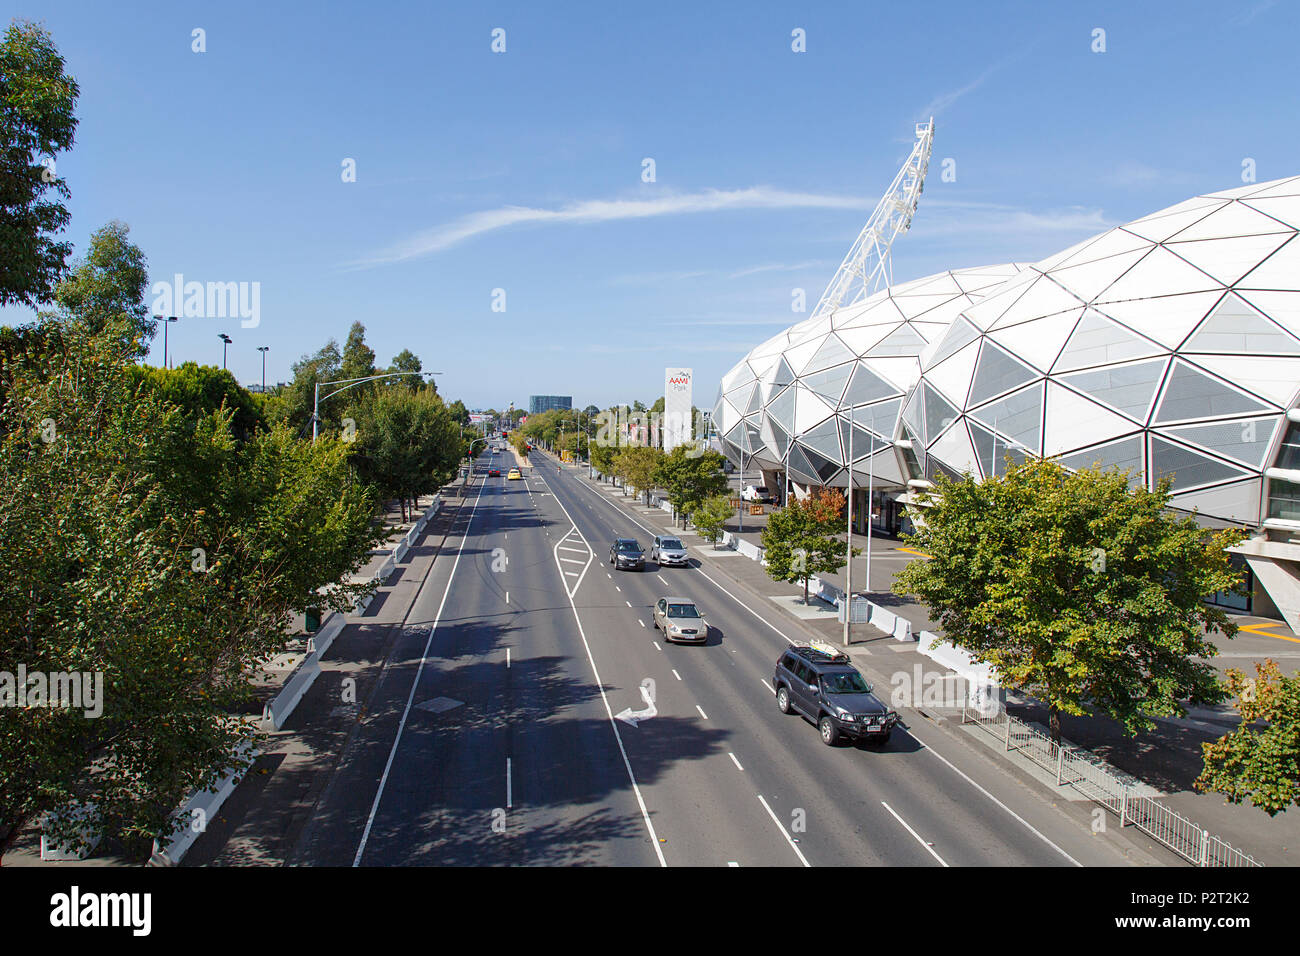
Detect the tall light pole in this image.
<box><xmin>155</xmin><ymin>315</ymin><xmax>177</xmax><ymax>368</ymax></box>
<box><xmin>311</xmin><ymin>370</ymin><xmax>442</xmax><ymax>442</ymax></box>
<box><xmin>218</xmin><ymin>333</ymin><xmax>232</xmax><ymax>370</ymax></box>
<box><xmin>257</xmin><ymin>346</ymin><xmax>269</xmax><ymax>392</ymax></box>
<box><xmin>844</xmin><ymin>413</ymin><xmax>855</xmax><ymax>645</ymax></box>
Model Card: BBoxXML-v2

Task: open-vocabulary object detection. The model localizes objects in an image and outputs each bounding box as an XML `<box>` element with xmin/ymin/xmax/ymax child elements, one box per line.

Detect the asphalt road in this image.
<box><xmin>293</xmin><ymin>446</ymin><xmax>1146</xmax><ymax>867</ymax></box>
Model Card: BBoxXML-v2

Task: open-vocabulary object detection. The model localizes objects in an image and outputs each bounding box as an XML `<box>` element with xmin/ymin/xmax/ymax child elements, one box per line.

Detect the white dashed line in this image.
<box><xmin>672</xmin><ymin>669</ymin><xmax>682</xmax><ymax>681</ymax></box>
<box><xmin>696</xmin><ymin>705</ymin><xmax>708</xmax><ymax>720</ymax></box>
<box><xmin>728</xmin><ymin>752</ymin><xmax>744</xmax><ymax>771</ymax></box>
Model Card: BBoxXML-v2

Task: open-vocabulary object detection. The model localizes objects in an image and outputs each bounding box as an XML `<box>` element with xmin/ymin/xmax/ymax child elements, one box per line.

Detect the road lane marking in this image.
<box><xmin>353</xmin><ymin>468</ymin><xmax>489</xmax><ymax>867</ymax></box>
<box><xmin>507</xmin><ymin>758</ymin><xmax>513</xmax><ymax>809</ymax></box>
<box><xmin>729</xmin><ymin>752</ymin><xmax>744</xmax><ymax>771</ymax></box>
<box><xmin>506</xmin><ymin>648</ymin><xmax>510</xmax><ymax>668</ymax></box>
<box><xmin>728</xmin><ymin>861</ymin><xmax>739</xmax><ymax>867</ymax></box>
<box><xmin>757</xmin><ymin>794</ymin><xmax>811</xmax><ymax>867</ymax></box>
<box><xmin>881</xmin><ymin>801</ymin><xmax>946</xmax><ymax>866</ymax></box>
<box><xmin>638</xmin><ymin>619</ymin><xmax>645</xmax><ymax>627</ymax></box>
<box><xmin>653</xmin><ymin>641</ymin><xmax>661</xmax><ymax>650</ymax></box>
<box><xmin>760</xmin><ymin>678</ymin><xmax>774</xmax><ymax>694</ymax></box>
<box><xmin>696</xmin><ymin>705</ymin><xmax>708</xmax><ymax>720</ymax></box>
<box><xmin>906</xmin><ymin>728</ymin><xmax>1082</xmax><ymax>866</ymax></box>
<box><xmin>626</xmin><ymin>600</ymin><xmax>632</xmax><ymax>608</ymax></box>
<box><xmin>672</xmin><ymin>669</ymin><xmax>681</xmax><ymax>681</ymax></box>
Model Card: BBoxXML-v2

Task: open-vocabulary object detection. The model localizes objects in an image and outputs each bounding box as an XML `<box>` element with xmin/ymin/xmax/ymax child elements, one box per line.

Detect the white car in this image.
<box><xmin>651</xmin><ymin>535</ymin><xmax>689</xmax><ymax>567</ymax></box>
<box><xmin>741</xmin><ymin>485</ymin><xmax>772</xmax><ymax>503</ymax></box>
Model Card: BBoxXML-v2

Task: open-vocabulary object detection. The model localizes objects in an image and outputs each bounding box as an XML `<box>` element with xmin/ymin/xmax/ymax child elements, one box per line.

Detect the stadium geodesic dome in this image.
<box><xmin>712</xmin><ymin>263</ymin><xmax>1027</xmax><ymax>488</ymax></box>
<box><xmin>907</xmin><ymin>175</ymin><xmax>1300</xmax><ymax>525</ymax></box>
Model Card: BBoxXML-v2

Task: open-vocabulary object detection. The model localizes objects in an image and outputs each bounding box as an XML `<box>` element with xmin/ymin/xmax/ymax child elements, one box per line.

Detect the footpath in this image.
<box><xmin>558</xmin><ymin>453</ymin><xmax>1294</xmax><ymax>867</ymax></box>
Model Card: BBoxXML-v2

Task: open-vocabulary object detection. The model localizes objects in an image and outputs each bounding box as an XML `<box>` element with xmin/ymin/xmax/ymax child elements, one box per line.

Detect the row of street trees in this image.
<box><xmin>0</xmin><ymin>20</ymin><xmax>469</xmax><ymax>857</ymax></box>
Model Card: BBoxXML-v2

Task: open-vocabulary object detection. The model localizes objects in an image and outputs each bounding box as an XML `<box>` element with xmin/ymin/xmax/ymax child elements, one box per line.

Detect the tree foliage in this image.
<box><xmin>1197</xmin><ymin>660</ymin><xmax>1300</xmax><ymax>816</ymax></box>
<box><xmin>0</xmin><ymin>314</ymin><xmax>380</xmax><ymax>858</ymax></box>
<box><xmin>893</xmin><ymin>459</ymin><xmax>1245</xmax><ymax>741</ymax></box>
<box><xmin>761</xmin><ymin>488</ymin><xmax>851</xmax><ymax>603</ymax></box>
<box><xmin>692</xmin><ymin>495</ymin><xmax>733</xmax><ymax>546</ymax></box>
<box><xmin>654</xmin><ymin>445</ymin><xmax>728</xmax><ymax>527</ymax></box>
<box><xmin>0</xmin><ymin>19</ymin><xmax>79</xmax><ymax>308</ymax></box>
<box><xmin>347</xmin><ymin>384</ymin><xmax>464</xmax><ymax>520</ymax></box>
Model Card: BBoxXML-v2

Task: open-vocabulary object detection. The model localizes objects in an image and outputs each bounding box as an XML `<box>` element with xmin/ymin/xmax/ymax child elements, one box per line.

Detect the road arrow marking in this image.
<box><xmin>615</xmin><ymin>678</ymin><xmax>657</xmax><ymax>727</ymax></box>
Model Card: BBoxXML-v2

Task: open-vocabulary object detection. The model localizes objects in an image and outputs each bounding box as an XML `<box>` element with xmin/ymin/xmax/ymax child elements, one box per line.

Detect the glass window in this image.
<box><xmin>1274</xmin><ymin>423</ymin><xmax>1300</xmax><ymax>471</ymax></box>
<box><xmin>822</xmin><ymin>671</ymin><xmax>873</xmax><ymax>694</ymax></box>
<box><xmin>660</xmin><ymin>539</ymin><xmax>683</xmax><ymax>549</ymax></box>
<box><xmin>667</xmin><ymin>604</ymin><xmax>700</xmax><ymax>618</ymax></box>
<box><xmin>1267</xmin><ymin>476</ymin><xmax>1300</xmax><ymax>521</ymax></box>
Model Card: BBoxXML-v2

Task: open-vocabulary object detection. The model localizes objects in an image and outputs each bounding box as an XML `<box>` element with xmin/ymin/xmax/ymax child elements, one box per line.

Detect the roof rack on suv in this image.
<box><xmin>790</xmin><ymin>641</ymin><xmax>851</xmax><ymax>665</ymax></box>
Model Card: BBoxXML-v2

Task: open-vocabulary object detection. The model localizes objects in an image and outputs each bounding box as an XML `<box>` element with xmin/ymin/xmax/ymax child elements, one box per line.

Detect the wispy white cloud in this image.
<box><xmin>350</xmin><ymin>187</ymin><xmax>874</xmax><ymax>268</ymax></box>
<box><xmin>607</xmin><ymin>260</ymin><xmax>830</xmax><ymax>285</ymax></box>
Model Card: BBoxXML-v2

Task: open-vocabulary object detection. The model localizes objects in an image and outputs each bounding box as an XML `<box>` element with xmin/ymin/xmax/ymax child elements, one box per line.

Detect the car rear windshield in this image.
<box><xmin>660</xmin><ymin>539</ymin><xmax>683</xmax><ymax>549</ymax></box>
<box><xmin>667</xmin><ymin>604</ymin><xmax>700</xmax><ymax>618</ymax></box>
<box><xmin>821</xmin><ymin>671</ymin><xmax>872</xmax><ymax>694</ymax></box>
<box><xmin>616</xmin><ymin>541</ymin><xmax>641</xmax><ymax>551</ymax></box>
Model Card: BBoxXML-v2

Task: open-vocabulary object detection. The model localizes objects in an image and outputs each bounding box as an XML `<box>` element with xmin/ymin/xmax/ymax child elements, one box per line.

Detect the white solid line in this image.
<box><xmin>729</xmin><ymin>752</ymin><xmax>744</xmax><ymax>771</ymax></box>
<box><xmin>696</xmin><ymin>704</ymin><xmax>708</xmax><ymax>720</ymax></box>
<box><xmin>672</xmin><ymin>669</ymin><xmax>682</xmax><ymax>681</ymax></box>
<box><xmin>907</xmin><ymin>729</ymin><xmax>1082</xmax><ymax>866</ymax></box>
<box><xmin>756</xmin><ymin>794</ymin><xmax>811</xmax><ymax>867</ymax></box>
<box><xmin>507</xmin><ymin>758</ymin><xmax>513</xmax><ymax>809</ymax></box>
<box><xmin>881</xmin><ymin>800</ymin><xmax>947</xmax><ymax>867</ymax></box>
<box><xmin>353</xmin><ymin>471</ymin><xmax>488</xmax><ymax>867</ymax></box>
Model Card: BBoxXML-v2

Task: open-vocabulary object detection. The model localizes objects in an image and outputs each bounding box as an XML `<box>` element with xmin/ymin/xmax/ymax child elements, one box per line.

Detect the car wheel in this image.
<box><xmin>819</xmin><ymin>716</ymin><xmax>839</xmax><ymax>746</ymax></box>
<box><xmin>776</xmin><ymin>686</ymin><xmax>792</xmax><ymax>714</ymax></box>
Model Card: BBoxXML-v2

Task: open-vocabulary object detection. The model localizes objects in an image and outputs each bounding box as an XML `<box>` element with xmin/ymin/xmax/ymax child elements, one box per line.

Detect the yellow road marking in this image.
<box><xmin>1237</xmin><ymin>620</ymin><xmax>1300</xmax><ymax>644</ymax></box>
<box><xmin>895</xmin><ymin>547</ymin><xmax>931</xmax><ymax>559</ymax></box>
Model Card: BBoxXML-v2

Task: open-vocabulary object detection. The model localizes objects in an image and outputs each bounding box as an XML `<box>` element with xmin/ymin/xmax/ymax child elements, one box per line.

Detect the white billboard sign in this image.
<box><xmin>664</xmin><ymin>367</ymin><xmax>693</xmax><ymax>452</ymax></box>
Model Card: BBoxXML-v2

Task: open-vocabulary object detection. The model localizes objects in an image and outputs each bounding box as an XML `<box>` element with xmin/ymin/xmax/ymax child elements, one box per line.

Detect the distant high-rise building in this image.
<box><xmin>529</xmin><ymin>395</ymin><xmax>572</xmax><ymax>415</ymax></box>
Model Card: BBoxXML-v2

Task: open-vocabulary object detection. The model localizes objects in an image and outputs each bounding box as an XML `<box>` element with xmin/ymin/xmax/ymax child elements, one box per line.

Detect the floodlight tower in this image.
<box><xmin>810</xmin><ymin>117</ymin><xmax>935</xmax><ymax>320</ymax></box>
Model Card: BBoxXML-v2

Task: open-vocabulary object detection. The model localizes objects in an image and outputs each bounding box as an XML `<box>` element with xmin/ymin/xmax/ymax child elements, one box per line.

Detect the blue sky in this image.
<box><xmin>3</xmin><ymin>0</ymin><xmax>1297</xmax><ymax>409</ymax></box>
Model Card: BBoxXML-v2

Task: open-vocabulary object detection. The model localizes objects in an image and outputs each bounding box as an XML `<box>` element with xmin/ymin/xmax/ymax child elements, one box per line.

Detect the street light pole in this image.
<box><xmin>155</xmin><ymin>315</ymin><xmax>176</xmax><ymax>368</ymax></box>
<box><xmin>311</xmin><ymin>370</ymin><xmax>443</xmax><ymax>442</ymax></box>
<box><xmin>844</xmin><ymin>413</ymin><xmax>854</xmax><ymax>645</ymax></box>
<box><xmin>218</xmin><ymin>333</ymin><xmax>232</xmax><ymax>370</ymax></box>
<box><xmin>257</xmin><ymin>346</ymin><xmax>269</xmax><ymax>392</ymax></box>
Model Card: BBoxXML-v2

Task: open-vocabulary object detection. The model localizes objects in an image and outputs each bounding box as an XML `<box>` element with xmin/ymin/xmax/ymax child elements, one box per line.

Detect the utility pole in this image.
<box><xmin>843</xmin><ymin>416</ymin><xmax>854</xmax><ymax>645</ymax></box>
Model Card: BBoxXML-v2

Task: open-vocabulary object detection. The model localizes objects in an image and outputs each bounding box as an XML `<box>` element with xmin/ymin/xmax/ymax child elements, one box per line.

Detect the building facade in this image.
<box><xmin>714</xmin><ymin>175</ymin><xmax>1300</xmax><ymax>622</ymax></box>
<box><xmin>529</xmin><ymin>395</ymin><xmax>573</xmax><ymax>415</ymax></box>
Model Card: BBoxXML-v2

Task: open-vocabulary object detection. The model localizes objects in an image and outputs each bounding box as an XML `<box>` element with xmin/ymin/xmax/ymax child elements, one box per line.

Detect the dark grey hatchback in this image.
<box><xmin>609</xmin><ymin>537</ymin><xmax>645</xmax><ymax>570</ymax></box>
<box><xmin>773</xmin><ymin>645</ymin><xmax>897</xmax><ymax>746</ymax></box>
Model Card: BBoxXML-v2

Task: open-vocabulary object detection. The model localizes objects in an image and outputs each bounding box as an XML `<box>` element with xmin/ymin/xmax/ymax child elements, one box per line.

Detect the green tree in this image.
<box><xmin>616</xmin><ymin>444</ymin><xmax>664</xmax><ymax>506</ymax></box>
<box><xmin>0</xmin><ymin>315</ymin><xmax>380</xmax><ymax>859</ymax></box>
<box><xmin>339</xmin><ymin>321</ymin><xmax>377</xmax><ymax>384</ymax></box>
<box><xmin>692</xmin><ymin>495</ymin><xmax>733</xmax><ymax>548</ymax></box>
<box><xmin>1197</xmin><ymin>660</ymin><xmax>1300</xmax><ymax>817</ymax></box>
<box><xmin>348</xmin><ymin>385</ymin><xmax>463</xmax><ymax>520</ymax></box>
<box><xmin>268</xmin><ymin>338</ymin><xmax>342</xmax><ymax>436</ymax></box>
<box><xmin>49</xmin><ymin>220</ymin><xmax>151</xmax><ymax>357</ymax></box>
<box><xmin>130</xmin><ymin>361</ymin><xmax>264</xmax><ymax>441</ymax></box>
<box><xmin>893</xmin><ymin>459</ymin><xmax>1245</xmax><ymax>742</ymax></box>
<box><xmin>654</xmin><ymin>445</ymin><xmax>728</xmax><ymax>527</ymax></box>
<box><xmin>0</xmin><ymin>20</ymin><xmax>79</xmax><ymax>308</ymax></box>
<box><xmin>761</xmin><ymin>488</ymin><xmax>852</xmax><ymax>604</ymax></box>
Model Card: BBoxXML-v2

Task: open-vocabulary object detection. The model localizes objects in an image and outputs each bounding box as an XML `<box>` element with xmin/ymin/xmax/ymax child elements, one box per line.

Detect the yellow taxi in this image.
<box><xmin>507</xmin><ymin>468</ymin><xmax>522</xmax><ymax>480</ymax></box>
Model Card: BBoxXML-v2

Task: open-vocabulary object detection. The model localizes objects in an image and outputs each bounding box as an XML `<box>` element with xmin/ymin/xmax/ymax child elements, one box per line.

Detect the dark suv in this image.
<box><xmin>609</xmin><ymin>537</ymin><xmax>645</xmax><ymax>571</ymax></box>
<box><xmin>773</xmin><ymin>645</ymin><xmax>897</xmax><ymax>746</ymax></box>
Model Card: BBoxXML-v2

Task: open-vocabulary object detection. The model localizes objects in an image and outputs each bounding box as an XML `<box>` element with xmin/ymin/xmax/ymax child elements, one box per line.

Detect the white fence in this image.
<box><xmin>962</xmin><ymin>702</ymin><xmax>1261</xmax><ymax>867</ymax></box>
